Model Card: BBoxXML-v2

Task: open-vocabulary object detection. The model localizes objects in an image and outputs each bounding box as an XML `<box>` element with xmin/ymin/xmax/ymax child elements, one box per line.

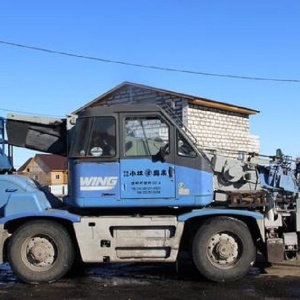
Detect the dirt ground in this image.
<box><xmin>0</xmin><ymin>255</ymin><xmax>299</xmax><ymax>300</ymax></box>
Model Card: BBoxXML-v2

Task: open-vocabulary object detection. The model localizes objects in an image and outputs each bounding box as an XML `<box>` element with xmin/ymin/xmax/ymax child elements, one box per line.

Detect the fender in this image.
<box><xmin>0</xmin><ymin>209</ymin><xmax>81</xmax><ymax>265</ymax></box>
<box><xmin>178</xmin><ymin>208</ymin><xmax>265</xmax><ymax>241</ymax></box>
<box><xmin>0</xmin><ymin>209</ymin><xmax>81</xmax><ymax>224</ymax></box>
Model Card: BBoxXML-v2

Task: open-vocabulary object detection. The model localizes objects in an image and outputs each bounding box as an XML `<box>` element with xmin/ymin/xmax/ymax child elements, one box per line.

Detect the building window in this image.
<box><xmin>34</xmin><ymin>175</ymin><xmax>39</xmax><ymax>180</ymax></box>
<box><xmin>55</xmin><ymin>175</ymin><xmax>60</xmax><ymax>180</ymax></box>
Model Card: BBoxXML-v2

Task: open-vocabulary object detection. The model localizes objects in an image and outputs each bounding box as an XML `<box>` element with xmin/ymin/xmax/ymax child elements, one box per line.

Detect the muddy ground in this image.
<box><xmin>0</xmin><ymin>255</ymin><xmax>299</xmax><ymax>300</ymax></box>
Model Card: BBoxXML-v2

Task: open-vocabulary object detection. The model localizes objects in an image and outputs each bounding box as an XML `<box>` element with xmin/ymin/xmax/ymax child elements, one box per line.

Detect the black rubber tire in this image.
<box><xmin>8</xmin><ymin>220</ymin><xmax>75</xmax><ymax>284</ymax></box>
<box><xmin>192</xmin><ymin>216</ymin><xmax>255</xmax><ymax>282</ymax></box>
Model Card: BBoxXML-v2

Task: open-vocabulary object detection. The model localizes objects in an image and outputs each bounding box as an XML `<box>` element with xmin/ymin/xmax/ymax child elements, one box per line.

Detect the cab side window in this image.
<box><xmin>177</xmin><ymin>131</ymin><xmax>196</xmax><ymax>158</ymax></box>
<box><xmin>124</xmin><ymin>116</ymin><xmax>169</xmax><ymax>157</ymax></box>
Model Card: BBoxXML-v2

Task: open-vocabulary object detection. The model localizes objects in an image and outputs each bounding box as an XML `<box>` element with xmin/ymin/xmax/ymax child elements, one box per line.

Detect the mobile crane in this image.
<box><xmin>0</xmin><ymin>104</ymin><xmax>299</xmax><ymax>284</ymax></box>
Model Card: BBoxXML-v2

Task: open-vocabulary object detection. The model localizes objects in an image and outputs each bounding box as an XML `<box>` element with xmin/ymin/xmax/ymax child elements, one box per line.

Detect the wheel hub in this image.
<box><xmin>216</xmin><ymin>240</ymin><xmax>235</xmax><ymax>259</ymax></box>
<box><xmin>208</xmin><ymin>233</ymin><xmax>239</xmax><ymax>265</ymax></box>
<box><xmin>26</xmin><ymin>237</ymin><xmax>55</xmax><ymax>266</ymax></box>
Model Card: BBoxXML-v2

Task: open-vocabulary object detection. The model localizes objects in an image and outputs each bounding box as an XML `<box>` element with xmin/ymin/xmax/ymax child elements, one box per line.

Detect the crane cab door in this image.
<box><xmin>119</xmin><ymin>113</ymin><xmax>176</xmax><ymax>201</ymax></box>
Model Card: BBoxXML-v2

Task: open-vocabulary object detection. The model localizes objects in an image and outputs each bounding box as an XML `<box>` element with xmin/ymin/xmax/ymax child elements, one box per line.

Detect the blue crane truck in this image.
<box><xmin>0</xmin><ymin>104</ymin><xmax>299</xmax><ymax>284</ymax></box>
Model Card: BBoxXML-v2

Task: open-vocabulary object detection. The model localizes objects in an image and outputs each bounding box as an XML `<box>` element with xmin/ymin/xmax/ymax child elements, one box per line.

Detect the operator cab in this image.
<box><xmin>66</xmin><ymin>104</ymin><xmax>213</xmax><ymax>208</ymax></box>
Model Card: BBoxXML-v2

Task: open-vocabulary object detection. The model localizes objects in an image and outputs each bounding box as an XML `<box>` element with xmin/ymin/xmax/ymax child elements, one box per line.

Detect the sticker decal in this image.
<box><xmin>178</xmin><ymin>182</ymin><xmax>190</xmax><ymax>195</ymax></box>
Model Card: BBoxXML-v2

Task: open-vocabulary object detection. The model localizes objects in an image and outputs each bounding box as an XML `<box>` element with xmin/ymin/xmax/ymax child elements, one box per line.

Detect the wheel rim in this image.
<box><xmin>207</xmin><ymin>232</ymin><xmax>240</xmax><ymax>269</ymax></box>
<box><xmin>21</xmin><ymin>235</ymin><xmax>57</xmax><ymax>271</ymax></box>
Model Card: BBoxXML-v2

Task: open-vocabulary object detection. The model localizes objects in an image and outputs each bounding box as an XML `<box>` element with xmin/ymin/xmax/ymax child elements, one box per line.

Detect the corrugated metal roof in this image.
<box><xmin>73</xmin><ymin>81</ymin><xmax>259</xmax><ymax>115</ymax></box>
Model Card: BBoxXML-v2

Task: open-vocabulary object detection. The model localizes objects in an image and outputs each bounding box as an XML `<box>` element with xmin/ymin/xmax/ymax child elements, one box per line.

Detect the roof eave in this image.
<box><xmin>188</xmin><ymin>98</ymin><xmax>259</xmax><ymax>115</ymax></box>
<box><xmin>72</xmin><ymin>81</ymin><xmax>259</xmax><ymax>116</ymax></box>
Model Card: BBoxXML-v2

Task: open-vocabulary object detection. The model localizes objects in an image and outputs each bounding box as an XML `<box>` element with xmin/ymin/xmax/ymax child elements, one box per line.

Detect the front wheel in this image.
<box><xmin>192</xmin><ymin>217</ymin><xmax>255</xmax><ymax>282</ymax></box>
<box><xmin>8</xmin><ymin>220</ymin><xmax>75</xmax><ymax>284</ymax></box>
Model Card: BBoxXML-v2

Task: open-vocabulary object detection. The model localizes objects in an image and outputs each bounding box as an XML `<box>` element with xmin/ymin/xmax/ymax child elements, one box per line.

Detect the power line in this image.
<box><xmin>1</xmin><ymin>40</ymin><xmax>300</xmax><ymax>83</ymax></box>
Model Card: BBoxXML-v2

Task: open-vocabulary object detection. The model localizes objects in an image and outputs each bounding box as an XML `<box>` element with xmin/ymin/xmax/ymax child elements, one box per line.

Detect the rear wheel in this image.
<box><xmin>192</xmin><ymin>217</ymin><xmax>255</xmax><ymax>282</ymax></box>
<box><xmin>8</xmin><ymin>220</ymin><xmax>75</xmax><ymax>284</ymax></box>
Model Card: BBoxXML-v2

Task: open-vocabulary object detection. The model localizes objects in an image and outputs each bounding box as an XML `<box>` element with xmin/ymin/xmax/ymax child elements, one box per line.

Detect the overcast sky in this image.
<box><xmin>1</xmin><ymin>1</ymin><xmax>300</xmax><ymax>168</ymax></box>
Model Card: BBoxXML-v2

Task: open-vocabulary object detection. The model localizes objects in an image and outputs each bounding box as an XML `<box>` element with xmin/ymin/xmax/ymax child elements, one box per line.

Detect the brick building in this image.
<box><xmin>74</xmin><ymin>82</ymin><xmax>260</xmax><ymax>157</ymax></box>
